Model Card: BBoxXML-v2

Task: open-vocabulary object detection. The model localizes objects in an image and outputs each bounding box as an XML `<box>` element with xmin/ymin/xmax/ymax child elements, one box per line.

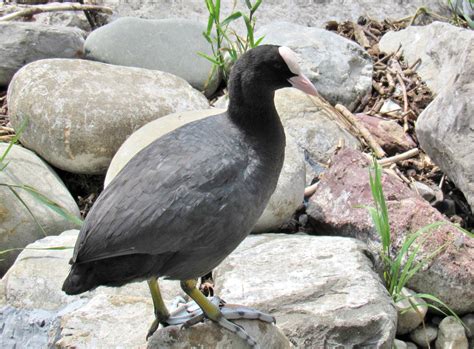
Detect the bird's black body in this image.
<box><xmin>63</xmin><ymin>45</ymin><xmax>294</xmax><ymax>295</ymax></box>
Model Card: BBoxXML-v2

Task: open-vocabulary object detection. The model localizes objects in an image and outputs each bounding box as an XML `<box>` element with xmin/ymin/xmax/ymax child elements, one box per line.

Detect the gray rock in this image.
<box><xmin>148</xmin><ymin>320</ymin><xmax>291</xmax><ymax>349</ymax></box>
<box><xmin>416</xmin><ymin>57</ymin><xmax>474</xmax><ymax>212</ymax></box>
<box><xmin>85</xmin><ymin>17</ymin><xmax>220</xmax><ymax>95</ymax></box>
<box><xmin>379</xmin><ymin>22</ymin><xmax>473</xmax><ymax>96</ymax></box>
<box><xmin>411</xmin><ymin>181</ymin><xmax>436</xmax><ymax>202</ymax></box>
<box><xmin>97</xmin><ymin>0</ymin><xmax>450</xmax><ymax>30</ymax></box>
<box><xmin>406</xmin><ymin>342</ymin><xmax>418</xmax><ymax>349</ymax></box>
<box><xmin>7</xmin><ymin>58</ymin><xmax>209</xmax><ymax>174</ymax></box>
<box><xmin>0</xmin><ymin>21</ymin><xmax>85</xmax><ymax>86</ymax></box>
<box><xmin>104</xmin><ymin>109</ymin><xmax>306</xmax><ymax>233</ymax></box>
<box><xmin>396</xmin><ymin>287</ymin><xmax>428</xmax><ymax>335</ymax></box>
<box><xmin>256</xmin><ymin>22</ymin><xmax>373</xmax><ymax>110</ymax></box>
<box><xmin>410</xmin><ymin>324</ymin><xmax>438</xmax><ymax>348</ymax></box>
<box><xmin>215</xmin><ymin>234</ymin><xmax>397</xmax><ymax>348</ymax></box>
<box><xmin>435</xmin><ymin>316</ymin><xmax>469</xmax><ymax>349</ymax></box>
<box><xmin>0</xmin><ymin>306</ymin><xmax>60</xmax><ymax>349</ymax></box>
<box><xmin>306</xmin><ymin>148</ymin><xmax>474</xmax><ymax>314</ymax></box>
<box><xmin>275</xmin><ymin>88</ymin><xmax>361</xmax><ymax>166</ymax></box>
<box><xmin>0</xmin><ymin>144</ymin><xmax>80</xmax><ymax>275</ymax></box>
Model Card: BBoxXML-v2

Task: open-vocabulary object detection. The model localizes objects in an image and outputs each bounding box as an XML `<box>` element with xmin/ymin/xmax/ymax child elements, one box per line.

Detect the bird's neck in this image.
<box><xmin>227</xmin><ymin>79</ymin><xmax>283</xmax><ymax>136</ymax></box>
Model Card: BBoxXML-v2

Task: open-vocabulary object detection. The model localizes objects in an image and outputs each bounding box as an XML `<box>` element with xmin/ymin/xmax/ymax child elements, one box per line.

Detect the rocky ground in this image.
<box><xmin>0</xmin><ymin>1</ymin><xmax>473</xmax><ymax>348</ymax></box>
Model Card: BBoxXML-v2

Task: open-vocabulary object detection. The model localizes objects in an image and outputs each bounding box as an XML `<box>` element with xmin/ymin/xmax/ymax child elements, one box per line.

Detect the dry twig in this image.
<box><xmin>0</xmin><ymin>3</ymin><xmax>113</xmax><ymax>21</ymax></box>
<box><xmin>335</xmin><ymin>104</ymin><xmax>386</xmax><ymax>158</ymax></box>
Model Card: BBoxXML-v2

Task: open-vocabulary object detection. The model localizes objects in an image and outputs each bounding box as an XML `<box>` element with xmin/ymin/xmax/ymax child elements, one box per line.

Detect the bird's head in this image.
<box><xmin>228</xmin><ymin>44</ymin><xmax>318</xmax><ymax>100</ymax></box>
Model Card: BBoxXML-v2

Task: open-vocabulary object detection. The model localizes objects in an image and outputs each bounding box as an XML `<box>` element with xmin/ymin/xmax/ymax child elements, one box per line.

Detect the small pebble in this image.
<box><xmin>411</xmin><ymin>181</ymin><xmax>435</xmax><ymax>202</ymax></box>
<box><xmin>462</xmin><ymin>313</ymin><xmax>474</xmax><ymax>338</ymax></box>
<box><xmin>435</xmin><ymin>316</ymin><xmax>468</xmax><ymax>349</ymax></box>
<box><xmin>394</xmin><ymin>339</ymin><xmax>407</xmax><ymax>349</ymax></box>
<box><xmin>410</xmin><ymin>323</ymin><xmax>438</xmax><ymax>348</ymax></box>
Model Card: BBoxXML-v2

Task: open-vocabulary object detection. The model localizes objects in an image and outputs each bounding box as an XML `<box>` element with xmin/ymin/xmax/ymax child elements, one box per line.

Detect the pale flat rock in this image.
<box><xmin>85</xmin><ymin>17</ymin><xmax>220</xmax><ymax>95</ymax></box>
<box><xmin>214</xmin><ymin>234</ymin><xmax>397</xmax><ymax>348</ymax></box>
<box><xmin>0</xmin><ymin>21</ymin><xmax>85</xmax><ymax>86</ymax></box>
<box><xmin>105</xmin><ymin>109</ymin><xmax>305</xmax><ymax>232</ymax></box>
<box><xmin>0</xmin><ymin>230</ymin><xmax>184</xmax><ymax>347</ymax></box>
<box><xmin>256</xmin><ymin>22</ymin><xmax>373</xmax><ymax>110</ymax></box>
<box><xmin>0</xmin><ymin>230</ymin><xmax>182</xmax><ymax>311</ymax></box>
<box><xmin>7</xmin><ymin>59</ymin><xmax>208</xmax><ymax>174</ymax></box>
<box><xmin>0</xmin><ymin>144</ymin><xmax>80</xmax><ymax>275</ymax></box>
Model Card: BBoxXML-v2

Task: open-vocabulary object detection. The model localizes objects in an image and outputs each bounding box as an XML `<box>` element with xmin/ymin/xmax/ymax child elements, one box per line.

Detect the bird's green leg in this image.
<box><xmin>146</xmin><ymin>276</ymin><xmax>170</xmax><ymax>340</ymax></box>
<box><xmin>180</xmin><ymin>279</ymin><xmax>258</xmax><ymax>347</ymax></box>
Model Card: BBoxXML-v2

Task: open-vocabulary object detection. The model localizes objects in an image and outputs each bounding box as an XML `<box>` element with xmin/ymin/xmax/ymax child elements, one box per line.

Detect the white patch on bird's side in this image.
<box><xmin>278</xmin><ymin>46</ymin><xmax>301</xmax><ymax>75</ymax></box>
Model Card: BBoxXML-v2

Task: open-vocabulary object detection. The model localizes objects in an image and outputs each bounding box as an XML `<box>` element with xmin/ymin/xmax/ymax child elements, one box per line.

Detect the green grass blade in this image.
<box><xmin>244</xmin><ymin>0</ymin><xmax>252</xmax><ymax>9</ymax></box>
<box><xmin>251</xmin><ymin>0</ymin><xmax>263</xmax><ymax>13</ymax></box>
<box><xmin>214</xmin><ymin>0</ymin><xmax>221</xmax><ymax>22</ymax></box>
<box><xmin>7</xmin><ymin>185</ymin><xmax>48</xmax><ymax>237</ymax></box>
<box><xmin>20</xmin><ymin>184</ymin><xmax>83</xmax><ymax>227</ymax></box>
<box><xmin>222</xmin><ymin>11</ymin><xmax>242</xmax><ymax>26</ymax></box>
<box><xmin>243</xmin><ymin>14</ymin><xmax>255</xmax><ymax>47</ymax></box>
<box><xmin>254</xmin><ymin>35</ymin><xmax>265</xmax><ymax>46</ymax></box>
<box><xmin>197</xmin><ymin>52</ymin><xmax>222</xmax><ymax>66</ymax></box>
<box><xmin>0</xmin><ymin>118</ymin><xmax>29</xmax><ymax>166</ymax></box>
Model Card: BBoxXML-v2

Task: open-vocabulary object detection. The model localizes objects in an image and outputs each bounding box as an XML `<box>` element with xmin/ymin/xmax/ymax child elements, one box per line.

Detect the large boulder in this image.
<box><xmin>0</xmin><ymin>22</ymin><xmax>85</xmax><ymax>87</ymax></box>
<box><xmin>7</xmin><ymin>59</ymin><xmax>209</xmax><ymax>175</ymax></box>
<box><xmin>215</xmin><ymin>234</ymin><xmax>397</xmax><ymax>348</ymax></box>
<box><xmin>380</xmin><ymin>22</ymin><xmax>474</xmax><ymax>212</ymax></box>
<box><xmin>306</xmin><ymin>148</ymin><xmax>474</xmax><ymax>314</ymax></box>
<box><xmin>0</xmin><ymin>144</ymin><xmax>80</xmax><ymax>275</ymax></box>
<box><xmin>96</xmin><ymin>0</ymin><xmax>450</xmax><ymax>29</ymax></box>
<box><xmin>105</xmin><ymin>109</ymin><xmax>305</xmax><ymax>233</ymax></box>
<box><xmin>256</xmin><ymin>22</ymin><xmax>373</xmax><ymax>110</ymax></box>
<box><xmin>84</xmin><ymin>17</ymin><xmax>220</xmax><ymax>96</ymax></box>
<box><xmin>0</xmin><ymin>231</ymin><xmax>396</xmax><ymax>348</ymax></box>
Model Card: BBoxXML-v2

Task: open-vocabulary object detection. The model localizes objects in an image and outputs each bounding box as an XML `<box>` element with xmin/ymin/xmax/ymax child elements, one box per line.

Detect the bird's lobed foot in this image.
<box><xmin>148</xmin><ymin>296</ymin><xmax>274</xmax><ymax>348</ymax></box>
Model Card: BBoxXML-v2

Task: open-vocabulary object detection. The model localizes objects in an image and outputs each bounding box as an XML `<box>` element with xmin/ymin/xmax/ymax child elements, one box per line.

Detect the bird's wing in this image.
<box><xmin>72</xmin><ymin>115</ymin><xmax>250</xmax><ymax>264</ymax></box>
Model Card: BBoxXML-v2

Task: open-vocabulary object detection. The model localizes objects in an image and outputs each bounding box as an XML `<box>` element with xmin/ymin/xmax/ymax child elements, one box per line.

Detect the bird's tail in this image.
<box><xmin>62</xmin><ymin>262</ymin><xmax>98</xmax><ymax>295</ymax></box>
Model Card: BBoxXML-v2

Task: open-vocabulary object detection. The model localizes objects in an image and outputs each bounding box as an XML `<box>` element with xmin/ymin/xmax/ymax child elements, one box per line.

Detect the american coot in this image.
<box><xmin>63</xmin><ymin>45</ymin><xmax>318</xmax><ymax>346</ymax></box>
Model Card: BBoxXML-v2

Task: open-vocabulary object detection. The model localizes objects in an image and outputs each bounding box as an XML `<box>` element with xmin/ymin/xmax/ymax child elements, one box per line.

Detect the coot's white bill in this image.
<box><xmin>288</xmin><ymin>74</ymin><xmax>318</xmax><ymax>96</ymax></box>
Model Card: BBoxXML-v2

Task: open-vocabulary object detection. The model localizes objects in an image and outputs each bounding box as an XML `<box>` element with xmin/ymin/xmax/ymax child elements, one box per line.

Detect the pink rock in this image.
<box><xmin>306</xmin><ymin>148</ymin><xmax>474</xmax><ymax>314</ymax></box>
<box><xmin>355</xmin><ymin>113</ymin><xmax>416</xmax><ymax>155</ymax></box>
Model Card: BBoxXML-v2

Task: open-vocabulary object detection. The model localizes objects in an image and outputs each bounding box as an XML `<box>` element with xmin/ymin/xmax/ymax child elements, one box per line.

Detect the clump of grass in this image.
<box><xmin>364</xmin><ymin>158</ymin><xmax>472</xmax><ymax>327</ymax></box>
<box><xmin>447</xmin><ymin>0</ymin><xmax>474</xmax><ymax>29</ymax></box>
<box><xmin>200</xmin><ymin>0</ymin><xmax>265</xmax><ymax>80</ymax></box>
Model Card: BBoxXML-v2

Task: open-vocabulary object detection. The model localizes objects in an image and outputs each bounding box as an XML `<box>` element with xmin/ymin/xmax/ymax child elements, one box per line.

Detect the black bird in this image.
<box><xmin>63</xmin><ymin>45</ymin><xmax>318</xmax><ymax>346</ymax></box>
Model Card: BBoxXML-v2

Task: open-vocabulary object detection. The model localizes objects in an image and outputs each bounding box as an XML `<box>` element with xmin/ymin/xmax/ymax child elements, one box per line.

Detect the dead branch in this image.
<box><xmin>378</xmin><ymin>148</ymin><xmax>420</xmax><ymax>166</ymax></box>
<box><xmin>0</xmin><ymin>3</ymin><xmax>113</xmax><ymax>22</ymax></box>
<box><xmin>335</xmin><ymin>104</ymin><xmax>386</xmax><ymax>158</ymax></box>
